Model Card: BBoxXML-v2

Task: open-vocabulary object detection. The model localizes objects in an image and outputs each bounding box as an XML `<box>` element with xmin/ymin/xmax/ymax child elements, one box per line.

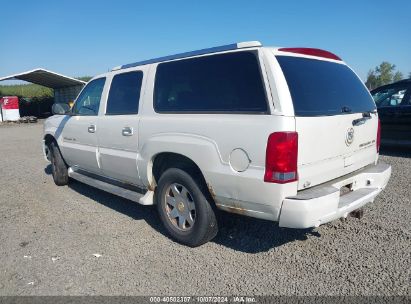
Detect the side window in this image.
<box><xmin>372</xmin><ymin>86</ymin><xmax>409</xmax><ymax>107</ymax></box>
<box><xmin>154</xmin><ymin>52</ymin><xmax>268</xmax><ymax>113</ymax></box>
<box><xmin>72</xmin><ymin>78</ymin><xmax>106</xmax><ymax>116</ymax></box>
<box><xmin>106</xmin><ymin>71</ymin><xmax>143</xmax><ymax>115</ymax></box>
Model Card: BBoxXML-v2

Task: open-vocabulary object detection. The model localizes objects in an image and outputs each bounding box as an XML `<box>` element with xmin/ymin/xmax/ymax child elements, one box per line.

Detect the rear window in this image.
<box><xmin>277</xmin><ymin>56</ymin><xmax>376</xmax><ymax>116</ymax></box>
<box><xmin>154</xmin><ymin>52</ymin><xmax>268</xmax><ymax>113</ymax></box>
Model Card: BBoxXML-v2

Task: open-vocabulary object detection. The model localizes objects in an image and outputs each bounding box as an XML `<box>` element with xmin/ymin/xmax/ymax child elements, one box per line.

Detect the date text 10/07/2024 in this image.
<box><xmin>149</xmin><ymin>296</ymin><xmax>257</xmax><ymax>303</ymax></box>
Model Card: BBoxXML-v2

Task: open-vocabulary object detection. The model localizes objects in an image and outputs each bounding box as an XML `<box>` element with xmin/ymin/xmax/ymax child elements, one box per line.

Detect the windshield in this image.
<box><xmin>371</xmin><ymin>87</ymin><xmax>408</xmax><ymax>107</ymax></box>
<box><xmin>276</xmin><ymin>56</ymin><xmax>376</xmax><ymax>116</ymax></box>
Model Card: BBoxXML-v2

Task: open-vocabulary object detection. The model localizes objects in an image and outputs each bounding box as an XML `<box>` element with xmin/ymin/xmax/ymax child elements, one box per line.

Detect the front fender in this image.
<box><xmin>43</xmin><ymin>115</ymin><xmax>69</xmax><ymax>145</ymax></box>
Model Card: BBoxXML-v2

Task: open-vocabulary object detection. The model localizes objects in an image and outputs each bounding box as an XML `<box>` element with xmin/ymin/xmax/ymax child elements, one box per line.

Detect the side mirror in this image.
<box><xmin>52</xmin><ymin>103</ymin><xmax>71</xmax><ymax>115</ymax></box>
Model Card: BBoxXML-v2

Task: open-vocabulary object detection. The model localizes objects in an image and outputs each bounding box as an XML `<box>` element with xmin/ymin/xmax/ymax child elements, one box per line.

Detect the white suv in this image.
<box><xmin>43</xmin><ymin>41</ymin><xmax>391</xmax><ymax>246</ymax></box>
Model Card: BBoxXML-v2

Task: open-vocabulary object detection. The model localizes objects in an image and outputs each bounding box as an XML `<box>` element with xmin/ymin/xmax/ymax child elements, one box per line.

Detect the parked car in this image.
<box><xmin>371</xmin><ymin>79</ymin><xmax>411</xmax><ymax>146</ymax></box>
<box><xmin>43</xmin><ymin>41</ymin><xmax>391</xmax><ymax>246</ymax></box>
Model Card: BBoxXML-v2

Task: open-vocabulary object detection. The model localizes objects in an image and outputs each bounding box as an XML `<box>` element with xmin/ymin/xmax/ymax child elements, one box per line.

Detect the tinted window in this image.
<box><xmin>277</xmin><ymin>56</ymin><xmax>376</xmax><ymax>116</ymax></box>
<box><xmin>154</xmin><ymin>52</ymin><xmax>268</xmax><ymax>113</ymax></box>
<box><xmin>72</xmin><ymin>78</ymin><xmax>106</xmax><ymax>116</ymax></box>
<box><xmin>106</xmin><ymin>71</ymin><xmax>143</xmax><ymax>115</ymax></box>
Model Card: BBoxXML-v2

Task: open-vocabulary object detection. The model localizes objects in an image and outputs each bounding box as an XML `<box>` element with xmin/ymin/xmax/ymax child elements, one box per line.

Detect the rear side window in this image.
<box><xmin>277</xmin><ymin>56</ymin><xmax>376</xmax><ymax>116</ymax></box>
<box><xmin>106</xmin><ymin>71</ymin><xmax>143</xmax><ymax>115</ymax></box>
<box><xmin>154</xmin><ymin>52</ymin><xmax>268</xmax><ymax>113</ymax></box>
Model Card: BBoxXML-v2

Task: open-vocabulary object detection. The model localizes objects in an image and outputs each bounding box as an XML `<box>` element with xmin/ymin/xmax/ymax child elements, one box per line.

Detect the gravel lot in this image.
<box><xmin>0</xmin><ymin>122</ymin><xmax>409</xmax><ymax>296</ymax></box>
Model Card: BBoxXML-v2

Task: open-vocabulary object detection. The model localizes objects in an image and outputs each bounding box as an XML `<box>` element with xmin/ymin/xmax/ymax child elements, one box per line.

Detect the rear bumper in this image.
<box><xmin>278</xmin><ymin>162</ymin><xmax>391</xmax><ymax>228</ymax></box>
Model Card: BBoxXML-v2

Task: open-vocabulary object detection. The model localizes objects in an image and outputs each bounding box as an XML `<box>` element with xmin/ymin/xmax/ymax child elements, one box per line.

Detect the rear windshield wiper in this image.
<box><xmin>352</xmin><ymin>110</ymin><xmax>376</xmax><ymax>126</ymax></box>
<box><xmin>341</xmin><ymin>106</ymin><xmax>352</xmax><ymax>113</ymax></box>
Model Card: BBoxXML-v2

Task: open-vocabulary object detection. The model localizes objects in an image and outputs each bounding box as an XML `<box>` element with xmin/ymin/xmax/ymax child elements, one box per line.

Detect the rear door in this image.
<box><xmin>276</xmin><ymin>55</ymin><xmax>378</xmax><ymax>190</ymax></box>
<box><xmin>60</xmin><ymin>78</ymin><xmax>106</xmax><ymax>174</ymax></box>
<box><xmin>97</xmin><ymin>69</ymin><xmax>146</xmax><ymax>186</ymax></box>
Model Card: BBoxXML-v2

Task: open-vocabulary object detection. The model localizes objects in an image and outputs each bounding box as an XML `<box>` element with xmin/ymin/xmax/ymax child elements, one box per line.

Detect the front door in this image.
<box><xmin>60</xmin><ymin>77</ymin><xmax>106</xmax><ymax>174</ymax></box>
<box><xmin>97</xmin><ymin>70</ymin><xmax>145</xmax><ymax>186</ymax></box>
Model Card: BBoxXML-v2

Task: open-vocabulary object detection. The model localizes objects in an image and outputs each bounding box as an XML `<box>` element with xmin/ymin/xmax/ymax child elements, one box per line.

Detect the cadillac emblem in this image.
<box><xmin>345</xmin><ymin>127</ymin><xmax>355</xmax><ymax>146</ymax></box>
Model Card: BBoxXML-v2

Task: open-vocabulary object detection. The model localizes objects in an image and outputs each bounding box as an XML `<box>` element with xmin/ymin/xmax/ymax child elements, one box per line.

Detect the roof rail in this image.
<box><xmin>117</xmin><ymin>41</ymin><xmax>262</xmax><ymax>71</ymax></box>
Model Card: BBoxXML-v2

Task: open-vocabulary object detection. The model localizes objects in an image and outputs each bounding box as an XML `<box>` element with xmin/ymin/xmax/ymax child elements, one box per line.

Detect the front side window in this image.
<box><xmin>154</xmin><ymin>52</ymin><xmax>268</xmax><ymax>113</ymax></box>
<box><xmin>106</xmin><ymin>71</ymin><xmax>143</xmax><ymax>115</ymax></box>
<box><xmin>72</xmin><ymin>78</ymin><xmax>106</xmax><ymax>116</ymax></box>
<box><xmin>371</xmin><ymin>86</ymin><xmax>409</xmax><ymax>107</ymax></box>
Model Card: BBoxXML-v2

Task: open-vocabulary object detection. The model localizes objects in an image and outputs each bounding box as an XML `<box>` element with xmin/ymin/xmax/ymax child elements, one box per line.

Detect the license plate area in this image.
<box><xmin>340</xmin><ymin>183</ymin><xmax>353</xmax><ymax>196</ymax></box>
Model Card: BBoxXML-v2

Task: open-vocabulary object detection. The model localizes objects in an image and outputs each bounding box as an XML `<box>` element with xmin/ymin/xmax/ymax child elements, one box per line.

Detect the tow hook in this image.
<box><xmin>349</xmin><ymin>208</ymin><xmax>364</xmax><ymax>219</ymax></box>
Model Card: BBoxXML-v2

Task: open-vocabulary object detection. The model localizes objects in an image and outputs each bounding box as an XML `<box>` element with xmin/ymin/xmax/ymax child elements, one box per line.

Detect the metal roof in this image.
<box><xmin>0</xmin><ymin>68</ymin><xmax>86</xmax><ymax>89</ymax></box>
<box><xmin>118</xmin><ymin>41</ymin><xmax>262</xmax><ymax>70</ymax></box>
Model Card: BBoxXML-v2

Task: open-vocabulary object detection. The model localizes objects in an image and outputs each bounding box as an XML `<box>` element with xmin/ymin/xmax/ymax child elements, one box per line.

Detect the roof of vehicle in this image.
<box><xmin>395</xmin><ymin>78</ymin><xmax>411</xmax><ymax>84</ymax></box>
<box><xmin>112</xmin><ymin>42</ymin><xmax>345</xmax><ymax>73</ymax></box>
<box><xmin>113</xmin><ymin>41</ymin><xmax>263</xmax><ymax>71</ymax></box>
<box><xmin>370</xmin><ymin>78</ymin><xmax>411</xmax><ymax>92</ymax></box>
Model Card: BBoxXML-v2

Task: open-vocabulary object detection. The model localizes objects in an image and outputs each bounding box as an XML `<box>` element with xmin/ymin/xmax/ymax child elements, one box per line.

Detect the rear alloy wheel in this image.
<box><xmin>164</xmin><ymin>183</ymin><xmax>196</xmax><ymax>231</ymax></box>
<box><xmin>156</xmin><ymin>168</ymin><xmax>218</xmax><ymax>247</ymax></box>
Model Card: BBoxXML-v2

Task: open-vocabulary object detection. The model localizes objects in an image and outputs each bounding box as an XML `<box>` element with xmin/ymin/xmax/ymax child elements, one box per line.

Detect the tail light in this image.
<box><xmin>264</xmin><ymin>132</ymin><xmax>298</xmax><ymax>184</ymax></box>
<box><xmin>377</xmin><ymin>119</ymin><xmax>381</xmax><ymax>153</ymax></box>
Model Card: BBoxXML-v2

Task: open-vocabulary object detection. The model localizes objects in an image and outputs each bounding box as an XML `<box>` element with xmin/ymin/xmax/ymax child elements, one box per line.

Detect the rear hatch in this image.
<box><xmin>276</xmin><ymin>54</ymin><xmax>378</xmax><ymax>190</ymax></box>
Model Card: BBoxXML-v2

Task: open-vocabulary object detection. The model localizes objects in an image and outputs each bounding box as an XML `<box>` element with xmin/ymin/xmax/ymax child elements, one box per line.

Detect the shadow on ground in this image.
<box><xmin>211</xmin><ymin>212</ymin><xmax>320</xmax><ymax>253</ymax></box>
<box><xmin>44</xmin><ymin>164</ymin><xmax>52</xmax><ymax>175</ymax></box>
<box><xmin>45</xmin><ymin>164</ymin><xmax>319</xmax><ymax>253</ymax></box>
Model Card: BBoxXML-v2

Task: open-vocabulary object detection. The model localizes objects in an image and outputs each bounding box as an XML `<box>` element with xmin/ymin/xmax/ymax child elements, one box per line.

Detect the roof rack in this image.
<box><xmin>114</xmin><ymin>41</ymin><xmax>262</xmax><ymax>71</ymax></box>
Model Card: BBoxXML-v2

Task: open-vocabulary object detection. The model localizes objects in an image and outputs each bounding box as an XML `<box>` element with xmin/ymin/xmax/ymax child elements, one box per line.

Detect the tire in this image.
<box><xmin>49</xmin><ymin>141</ymin><xmax>69</xmax><ymax>186</ymax></box>
<box><xmin>156</xmin><ymin>168</ymin><xmax>218</xmax><ymax>247</ymax></box>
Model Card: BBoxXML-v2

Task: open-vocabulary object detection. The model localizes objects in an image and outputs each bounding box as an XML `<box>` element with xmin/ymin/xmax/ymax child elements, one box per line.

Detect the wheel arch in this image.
<box><xmin>138</xmin><ymin>133</ymin><xmax>223</xmax><ymax>196</ymax></box>
<box><xmin>43</xmin><ymin>133</ymin><xmax>57</xmax><ymax>161</ymax></box>
<box><xmin>44</xmin><ymin>133</ymin><xmax>56</xmax><ymax>146</ymax></box>
<box><xmin>149</xmin><ymin>152</ymin><xmax>216</xmax><ymax>204</ymax></box>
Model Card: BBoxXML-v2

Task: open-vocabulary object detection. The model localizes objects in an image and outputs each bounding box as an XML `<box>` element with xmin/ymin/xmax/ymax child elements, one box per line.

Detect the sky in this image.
<box><xmin>1</xmin><ymin>0</ymin><xmax>410</xmax><ymax>82</ymax></box>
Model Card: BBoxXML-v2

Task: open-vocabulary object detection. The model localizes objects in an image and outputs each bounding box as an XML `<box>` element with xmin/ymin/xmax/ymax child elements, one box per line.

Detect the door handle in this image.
<box><xmin>122</xmin><ymin>127</ymin><xmax>133</xmax><ymax>136</ymax></box>
<box><xmin>88</xmin><ymin>125</ymin><xmax>96</xmax><ymax>133</ymax></box>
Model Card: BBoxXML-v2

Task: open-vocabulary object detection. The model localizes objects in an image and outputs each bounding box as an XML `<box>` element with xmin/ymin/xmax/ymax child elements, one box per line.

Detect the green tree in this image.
<box><xmin>365</xmin><ymin>62</ymin><xmax>404</xmax><ymax>90</ymax></box>
<box><xmin>365</xmin><ymin>70</ymin><xmax>379</xmax><ymax>90</ymax></box>
<box><xmin>76</xmin><ymin>76</ymin><xmax>92</xmax><ymax>82</ymax></box>
<box><xmin>393</xmin><ymin>71</ymin><xmax>403</xmax><ymax>82</ymax></box>
<box><xmin>376</xmin><ymin>62</ymin><xmax>396</xmax><ymax>85</ymax></box>
<box><xmin>0</xmin><ymin>84</ymin><xmax>52</xmax><ymax>98</ymax></box>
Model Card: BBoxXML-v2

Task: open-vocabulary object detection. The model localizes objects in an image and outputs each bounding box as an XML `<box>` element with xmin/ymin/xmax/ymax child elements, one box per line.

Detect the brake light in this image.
<box><xmin>264</xmin><ymin>132</ymin><xmax>298</xmax><ymax>184</ymax></box>
<box><xmin>377</xmin><ymin>119</ymin><xmax>381</xmax><ymax>153</ymax></box>
<box><xmin>278</xmin><ymin>47</ymin><xmax>342</xmax><ymax>61</ymax></box>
